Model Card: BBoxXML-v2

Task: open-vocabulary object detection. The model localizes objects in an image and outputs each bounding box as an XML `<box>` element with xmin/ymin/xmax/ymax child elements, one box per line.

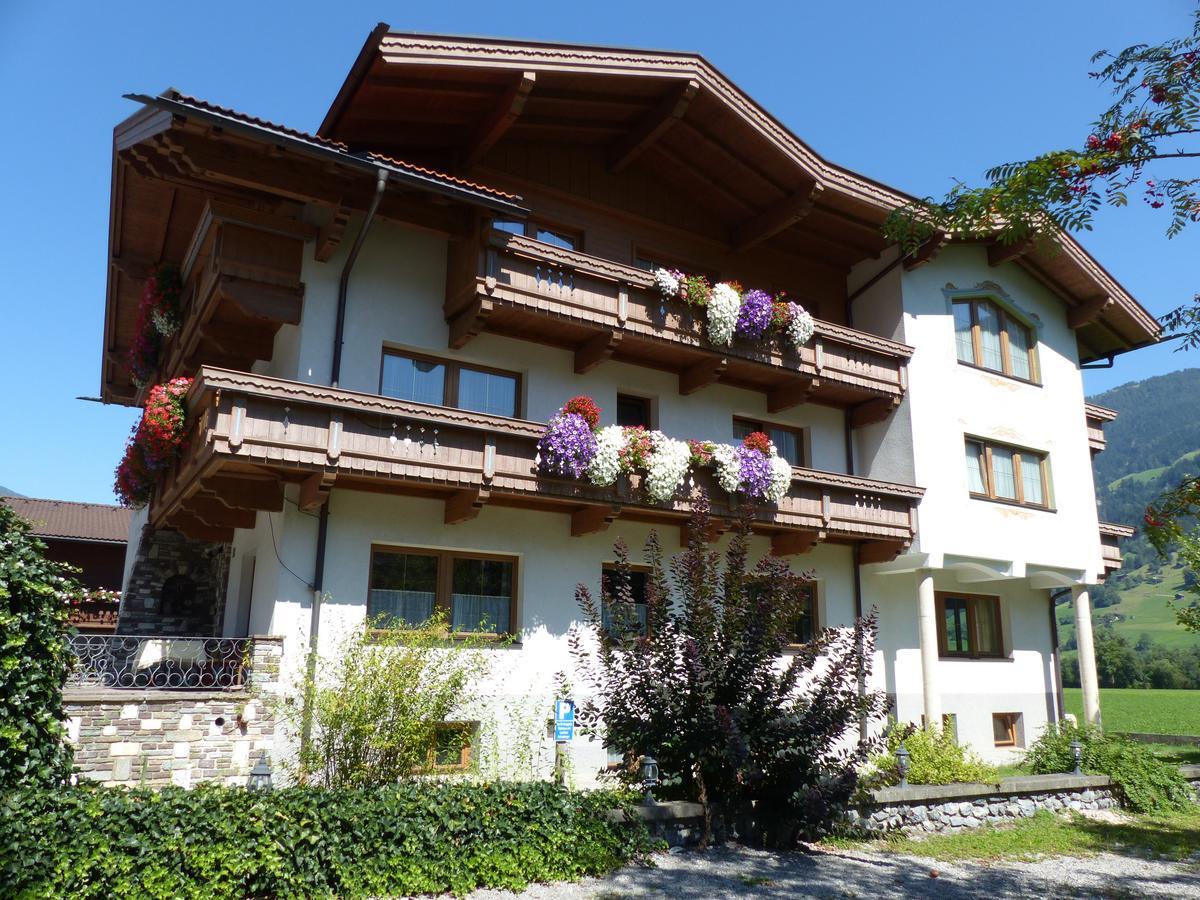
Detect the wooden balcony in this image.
<box><xmin>446</xmin><ymin>229</ymin><xmax>913</xmax><ymax>426</ymax></box>
<box><xmin>1085</xmin><ymin>403</ymin><xmax>1117</xmax><ymax>455</ymax></box>
<box><xmin>1099</xmin><ymin>521</ymin><xmax>1135</xmax><ymax>577</ymax></box>
<box><xmin>152</xmin><ymin>367</ymin><xmax>924</xmax><ymax>559</ymax></box>
<box><xmin>137</xmin><ymin>202</ymin><xmax>312</xmax><ymax>402</ymax></box>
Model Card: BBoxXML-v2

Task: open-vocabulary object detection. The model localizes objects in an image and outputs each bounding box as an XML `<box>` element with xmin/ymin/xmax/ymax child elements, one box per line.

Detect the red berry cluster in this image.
<box><xmin>563</xmin><ymin>395</ymin><xmax>601</xmax><ymax>429</ymax></box>
<box><xmin>1144</xmin><ymin>179</ymin><xmax>1165</xmax><ymax>209</ymax></box>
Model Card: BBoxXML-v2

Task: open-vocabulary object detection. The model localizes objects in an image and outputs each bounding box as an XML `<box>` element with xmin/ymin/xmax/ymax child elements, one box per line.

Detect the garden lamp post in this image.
<box><xmin>1070</xmin><ymin>739</ymin><xmax>1083</xmax><ymax>776</ymax></box>
<box><xmin>639</xmin><ymin>755</ymin><xmax>659</xmax><ymax>805</ymax></box>
<box><xmin>248</xmin><ymin>751</ymin><xmax>273</xmax><ymax>792</ymax></box>
<box><xmin>896</xmin><ymin>742</ymin><xmax>911</xmax><ymax>788</ymax></box>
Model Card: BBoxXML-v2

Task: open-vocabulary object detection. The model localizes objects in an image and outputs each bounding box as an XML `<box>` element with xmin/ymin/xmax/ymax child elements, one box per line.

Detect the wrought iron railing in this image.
<box><xmin>66</xmin><ymin>635</ymin><xmax>251</xmax><ymax>690</ymax></box>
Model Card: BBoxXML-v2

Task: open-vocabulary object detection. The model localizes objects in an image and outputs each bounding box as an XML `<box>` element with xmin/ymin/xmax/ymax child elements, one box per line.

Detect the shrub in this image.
<box><xmin>1023</xmin><ymin>722</ymin><xmax>1193</xmax><ymax>814</ymax></box>
<box><xmin>571</xmin><ymin>495</ymin><xmax>886</xmax><ymax>847</ymax></box>
<box><xmin>868</xmin><ymin>722</ymin><xmax>999</xmax><ymax>786</ymax></box>
<box><xmin>0</xmin><ymin>503</ymin><xmax>76</xmax><ymax>790</ymax></box>
<box><xmin>0</xmin><ymin>781</ymin><xmax>658</xmax><ymax>899</ymax></box>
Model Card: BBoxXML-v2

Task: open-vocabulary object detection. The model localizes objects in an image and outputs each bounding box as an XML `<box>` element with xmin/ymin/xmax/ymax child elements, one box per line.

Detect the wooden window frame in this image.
<box><xmin>952</xmin><ymin>297</ymin><xmax>1040</xmax><ymax>384</ymax></box>
<box><xmin>992</xmin><ymin>712</ymin><xmax>1020</xmax><ymax>748</ymax></box>
<box><xmin>427</xmin><ymin>721</ymin><xmax>475</xmax><ymax>772</ymax></box>
<box><xmin>935</xmin><ymin>591</ymin><xmax>1005</xmax><ymax>659</ymax></box>
<box><xmin>632</xmin><ymin>247</ymin><xmax>717</xmax><ymax>281</ymax></box>
<box><xmin>494</xmin><ymin>217</ymin><xmax>584</xmax><ymax>252</ymax></box>
<box><xmin>784</xmin><ymin>581</ymin><xmax>820</xmax><ymax>650</ymax></box>
<box><xmin>379</xmin><ymin>348</ymin><xmax>523</xmax><ymax>418</ymax></box>
<box><xmin>965</xmin><ymin>437</ymin><xmax>1051</xmax><ymax>510</ymax></box>
<box><xmin>367</xmin><ymin>544</ymin><xmax>518</xmax><ymax>639</ymax></box>
<box><xmin>601</xmin><ymin>563</ymin><xmax>653</xmax><ymax>639</ymax></box>
<box><xmin>733</xmin><ymin>416</ymin><xmax>807</xmax><ymax>468</ymax></box>
<box><xmin>616</xmin><ymin>394</ymin><xmax>655</xmax><ymax>429</ymax></box>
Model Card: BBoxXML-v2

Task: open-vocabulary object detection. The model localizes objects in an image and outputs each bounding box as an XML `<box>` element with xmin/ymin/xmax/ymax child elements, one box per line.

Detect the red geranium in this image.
<box><xmin>742</xmin><ymin>431</ymin><xmax>772</xmax><ymax>456</ymax></box>
<box><xmin>113</xmin><ymin>377</ymin><xmax>193</xmax><ymax>508</ymax></box>
<box><xmin>562</xmin><ymin>395</ymin><xmax>601</xmax><ymax>429</ymax></box>
<box><xmin>127</xmin><ymin>264</ymin><xmax>182</xmax><ymax>387</ymax></box>
<box><xmin>770</xmin><ymin>300</ymin><xmax>794</xmax><ymax>335</ymax></box>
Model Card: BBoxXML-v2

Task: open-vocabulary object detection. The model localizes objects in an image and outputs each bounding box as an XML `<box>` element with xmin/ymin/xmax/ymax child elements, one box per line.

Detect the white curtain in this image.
<box><xmin>369</xmin><ymin>589</ymin><xmax>435</xmax><ymax>627</ymax></box>
<box><xmin>451</xmin><ymin>593</ymin><xmax>510</xmax><ymax>634</ymax></box>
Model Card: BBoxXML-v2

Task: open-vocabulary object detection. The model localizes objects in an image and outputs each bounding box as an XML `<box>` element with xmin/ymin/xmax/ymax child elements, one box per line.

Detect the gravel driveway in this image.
<box><xmin>469</xmin><ymin>844</ymin><xmax>1200</xmax><ymax>899</ymax></box>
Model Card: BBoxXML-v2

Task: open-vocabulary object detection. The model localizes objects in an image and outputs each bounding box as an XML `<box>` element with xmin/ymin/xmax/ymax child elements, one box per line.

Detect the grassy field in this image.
<box><xmin>1057</xmin><ymin>566</ymin><xmax>1200</xmax><ymax>651</ymax></box>
<box><xmin>1063</xmin><ymin>687</ymin><xmax>1200</xmax><ymax>735</ymax></box>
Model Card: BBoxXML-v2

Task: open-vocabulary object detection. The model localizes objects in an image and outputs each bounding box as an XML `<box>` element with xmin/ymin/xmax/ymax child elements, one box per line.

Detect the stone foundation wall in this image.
<box><xmin>850</xmin><ymin>774</ymin><xmax>1121</xmax><ymax>834</ymax></box>
<box><xmin>65</xmin><ymin>636</ymin><xmax>283</xmax><ymax>788</ymax></box>
<box><xmin>118</xmin><ymin>526</ymin><xmax>231</xmax><ymax>636</ymax></box>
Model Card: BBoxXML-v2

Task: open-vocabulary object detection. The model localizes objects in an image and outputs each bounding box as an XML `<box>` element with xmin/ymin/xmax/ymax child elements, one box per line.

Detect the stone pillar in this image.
<box><xmin>1072</xmin><ymin>585</ymin><xmax>1102</xmax><ymax>727</ymax></box>
<box><xmin>916</xmin><ymin>570</ymin><xmax>942</xmax><ymax>731</ymax></box>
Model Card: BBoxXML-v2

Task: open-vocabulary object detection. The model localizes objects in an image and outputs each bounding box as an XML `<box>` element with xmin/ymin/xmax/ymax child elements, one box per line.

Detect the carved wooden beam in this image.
<box><xmin>732</xmin><ymin>183</ymin><xmax>824</xmax><ymax>252</ymax></box>
<box><xmin>849</xmin><ymin>396</ymin><xmax>900</xmax><ymax>428</ymax></box>
<box><xmin>766</xmin><ymin>378</ymin><xmax>818</xmax><ymax>414</ymax></box>
<box><xmin>448</xmin><ymin>297</ymin><xmax>494</xmax><ymax>349</ymax></box>
<box><xmin>315</xmin><ymin>206</ymin><xmax>350</xmax><ymax>262</ymax></box>
<box><xmin>903</xmin><ymin>236</ymin><xmax>947</xmax><ymax>271</ymax></box>
<box><xmin>217</xmin><ymin>277</ymin><xmax>304</xmax><ymax>324</ymax></box>
<box><xmin>298</xmin><ymin>471</ymin><xmax>336</xmax><ymax>512</ymax></box>
<box><xmin>1067</xmin><ymin>295</ymin><xmax>1114</xmax><ymax>329</ymax></box>
<box><xmin>859</xmin><ymin>540</ymin><xmax>905</xmax><ymax>565</ymax></box>
<box><xmin>574</xmin><ymin>330</ymin><xmax>623</xmax><ymax>375</ymax></box>
<box><xmin>168</xmin><ymin>512</ymin><xmax>234</xmax><ymax>544</ymax></box>
<box><xmin>445</xmin><ymin>488</ymin><xmax>489</xmax><ymax>525</ymax></box>
<box><xmin>987</xmin><ymin>237</ymin><xmax>1034</xmax><ymax>267</ymax></box>
<box><xmin>770</xmin><ymin>531</ymin><xmax>820</xmax><ymax>557</ymax></box>
<box><xmin>571</xmin><ymin>504</ymin><xmax>621</xmax><ymax>537</ymax></box>
<box><xmin>109</xmin><ymin>253</ymin><xmax>157</xmax><ymax>281</ymax></box>
<box><xmin>679</xmin><ymin>357</ymin><xmax>727</xmax><ymax>395</ymax></box>
<box><xmin>462</xmin><ymin>71</ymin><xmax>537</xmax><ymax>169</ymax></box>
<box><xmin>181</xmin><ymin>495</ymin><xmax>257</xmax><ymax>530</ymax></box>
<box><xmin>608</xmin><ymin>79</ymin><xmax>699</xmax><ymax>173</ymax></box>
<box><xmin>202</xmin><ymin>476</ymin><xmax>284</xmax><ymax>512</ymax></box>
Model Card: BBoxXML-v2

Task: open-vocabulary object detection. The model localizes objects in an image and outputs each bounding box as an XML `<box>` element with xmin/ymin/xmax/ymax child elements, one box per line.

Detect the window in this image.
<box><xmin>493</xmin><ymin>218</ymin><xmax>581</xmax><ymax>251</ymax></box>
<box><xmin>935</xmin><ymin>592</ymin><xmax>1004</xmax><ymax>659</ymax></box>
<box><xmin>732</xmin><ymin>417</ymin><xmax>805</xmax><ymax>467</ymax></box>
<box><xmin>789</xmin><ymin>582</ymin><xmax>819</xmax><ymax>646</ymax></box>
<box><xmin>368</xmin><ymin>546</ymin><xmax>516</xmax><ymax>635</ymax></box>
<box><xmin>952</xmin><ymin>298</ymin><xmax>1038</xmax><ymax>381</ymax></box>
<box><xmin>616</xmin><ymin>394</ymin><xmax>654</xmax><ymax>429</ymax></box>
<box><xmin>381</xmin><ymin>350</ymin><xmax>520</xmax><ymax>418</ymax></box>
<box><xmin>428</xmin><ymin>722</ymin><xmax>473</xmax><ymax>771</ymax></box>
<box><xmin>992</xmin><ymin>712</ymin><xmax>1021</xmax><ymax>748</ymax></box>
<box><xmin>601</xmin><ymin>565</ymin><xmax>650</xmax><ymax>639</ymax></box>
<box><xmin>965</xmin><ymin>438</ymin><xmax>1050</xmax><ymax>508</ymax></box>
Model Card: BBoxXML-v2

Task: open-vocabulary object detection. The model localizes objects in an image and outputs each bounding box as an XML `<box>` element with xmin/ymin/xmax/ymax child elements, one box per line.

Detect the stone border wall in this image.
<box><xmin>64</xmin><ymin>636</ymin><xmax>283</xmax><ymax>788</ymax></box>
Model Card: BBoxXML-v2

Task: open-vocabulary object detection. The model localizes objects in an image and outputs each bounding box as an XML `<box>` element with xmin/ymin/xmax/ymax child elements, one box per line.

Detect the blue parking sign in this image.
<box><xmin>554</xmin><ymin>699</ymin><xmax>575</xmax><ymax>742</ymax></box>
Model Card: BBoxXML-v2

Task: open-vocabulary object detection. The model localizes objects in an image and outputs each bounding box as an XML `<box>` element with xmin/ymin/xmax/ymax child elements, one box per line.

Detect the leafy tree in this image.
<box><xmin>570</xmin><ymin>494</ymin><xmax>885</xmax><ymax>848</ymax></box>
<box><xmin>884</xmin><ymin>8</ymin><xmax>1200</xmax><ymax>630</ymax></box>
<box><xmin>0</xmin><ymin>502</ymin><xmax>76</xmax><ymax>789</ymax></box>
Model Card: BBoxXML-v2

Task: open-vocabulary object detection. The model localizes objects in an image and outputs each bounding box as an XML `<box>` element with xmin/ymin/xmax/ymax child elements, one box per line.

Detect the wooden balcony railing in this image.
<box><xmin>1085</xmin><ymin>403</ymin><xmax>1118</xmax><ymax>455</ymax></box>
<box><xmin>151</xmin><ymin>367</ymin><xmax>924</xmax><ymax>560</ymax></box>
<box><xmin>1099</xmin><ymin>521</ymin><xmax>1135</xmax><ymax>576</ymax></box>
<box><xmin>137</xmin><ymin>202</ymin><xmax>312</xmax><ymax>402</ymax></box>
<box><xmin>445</xmin><ymin>229</ymin><xmax>913</xmax><ymax>426</ymax></box>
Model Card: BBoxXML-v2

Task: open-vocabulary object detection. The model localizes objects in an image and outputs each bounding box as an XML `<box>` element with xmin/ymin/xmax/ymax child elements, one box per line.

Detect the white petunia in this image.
<box><xmin>787</xmin><ymin>303</ymin><xmax>815</xmax><ymax>347</ymax></box>
<box><xmin>654</xmin><ymin>267</ymin><xmax>681</xmax><ymax>299</ymax></box>
<box><xmin>767</xmin><ymin>453</ymin><xmax>794</xmax><ymax>503</ymax></box>
<box><xmin>644</xmin><ymin>434</ymin><xmax>692</xmax><ymax>502</ymax></box>
<box><xmin>711</xmin><ymin>443</ymin><xmax>743</xmax><ymax>494</ymax></box>
<box><xmin>587</xmin><ymin>425</ymin><xmax>624</xmax><ymax>486</ymax></box>
<box><xmin>706</xmin><ymin>282</ymin><xmax>741</xmax><ymax>347</ymax></box>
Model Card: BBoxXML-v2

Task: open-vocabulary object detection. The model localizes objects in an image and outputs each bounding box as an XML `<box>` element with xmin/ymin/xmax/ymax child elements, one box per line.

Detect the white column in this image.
<box><xmin>916</xmin><ymin>570</ymin><xmax>942</xmax><ymax>731</ymax></box>
<box><xmin>1072</xmin><ymin>585</ymin><xmax>1102</xmax><ymax>727</ymax></box>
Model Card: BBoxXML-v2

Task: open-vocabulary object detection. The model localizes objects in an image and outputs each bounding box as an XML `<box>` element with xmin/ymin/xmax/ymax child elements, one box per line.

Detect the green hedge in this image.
<box><xmin>0</xmin><ymin>782</ymin><xmax>658</xmax><ymax>898</ymax></box>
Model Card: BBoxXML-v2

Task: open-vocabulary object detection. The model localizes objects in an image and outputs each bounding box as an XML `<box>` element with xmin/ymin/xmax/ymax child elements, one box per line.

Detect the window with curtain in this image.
<box><xmin>368</xmin><ymin>547</ymin><xmax>516</xmax><ymax>636</ymax></box>
<box><xmin>936</xmin><ymin>593</ymin><xmax>1004</xmax><ymax>658</ymax></box>
<box><xmin>964</xmin><ymin>438</ymin><xmax>1050</xmax><ymax>508</ymax></box>
<box><xmin>380</xmin><ymin>350</ymin><xmax>520</xmax><ymax>418</ymax></box>
<box><xmin>616</xmin><ymin>395</ymin><xmax>654</xmax><ymax>429</ymax></box>
<box><xmin>733</xmin><ymin>418</ymin><xmax>805</xmax><ymax>467</ymax></box>
<box><xmin>601</xmin><ymin>566</ymin><xmax>650</xmax><ymax>639</ymax></box>
<box><xmin>951</xmin><ymin>298</ymin><xmax>1038</xmax><ymax>382</ymax></box>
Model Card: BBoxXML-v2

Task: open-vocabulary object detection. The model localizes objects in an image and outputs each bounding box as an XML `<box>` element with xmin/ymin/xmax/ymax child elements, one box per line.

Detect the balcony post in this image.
<box><xmin>1072</xmin><ymin>584</ymin><xmax>1102</xmax><ymax>727</ymax></box>
<box><xmin>916</xmin><ymin>569</ymin><xmax>943</xmax><ymax>732</ymax></box>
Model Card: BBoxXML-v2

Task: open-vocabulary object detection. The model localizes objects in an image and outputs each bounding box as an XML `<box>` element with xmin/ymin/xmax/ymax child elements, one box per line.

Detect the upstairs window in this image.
<box><xmin>381</xmin><ymin>350</ymin><xmax>520</xmax><ymax>418</ymax></box>
<box><xmin>965</xmin><ymin>438</ymin><xmax>1049</xmax><ymax>509</ymax></box>
<box><xmin>616</xmin><ymin>394</ymin><xmax>654</xmax><ymax>429</ymax></box>
<box><xmin>936</xmin><ymin>592</ymin><xmax>1004</xmax><ymax>659</ymax></box>
<box><xmin>732</xmin><ymin>417</ymin><xmax>805</xmax><ymax>467</ymax></box>
<box><xmin>493</xmin><ymin>218</ymin><xmax>581</xmax><ymax>252</ymax></box>
<box><xmin>952</xmin><ymin>298</ymin><xmax>1037</xmax><ymax>382</ymax></box>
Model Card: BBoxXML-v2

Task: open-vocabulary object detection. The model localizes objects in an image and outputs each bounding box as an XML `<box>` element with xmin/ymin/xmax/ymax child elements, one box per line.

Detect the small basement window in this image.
<box><xmin>428</xmin><ymin>722</ymin><xmax>474</xmax><ymax>771</ymax></box>
<box><xmin>993</xmin><ymin>712</ymin><xmax>1021</xmax><ymax>747</ymax></box>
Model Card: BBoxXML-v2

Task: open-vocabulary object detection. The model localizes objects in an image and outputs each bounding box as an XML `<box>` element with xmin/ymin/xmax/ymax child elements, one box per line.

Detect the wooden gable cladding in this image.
<box><xmin>1084</xmin><ymin>402</ymin><xmax>1117</xmax><ymax>455</ymax></box>
<box><xmin>138</xmin><ymin>201</ymin><xmax>311</xmax><ymax>404</ymax></box>
<box><xmin>446</xmin><ymin>228</ymin><xmax>912</xmax><ymax>417</ymax></box>
<box><xmin>151</xmin><ymin>367</ymin><xmax>924</xmax><ymax>550</ymax></box>
<box><xmin>1099</xmin><ymin>521</ymin><xmax>1135</xmax><ymax>578</ymax></box>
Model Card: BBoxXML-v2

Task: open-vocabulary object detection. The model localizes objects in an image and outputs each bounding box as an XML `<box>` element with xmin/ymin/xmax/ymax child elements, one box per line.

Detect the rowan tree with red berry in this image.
<box><xmin>886</xmin><ymin>8</ymin><xmax>1200</xmax><ymax>632</ymax></box>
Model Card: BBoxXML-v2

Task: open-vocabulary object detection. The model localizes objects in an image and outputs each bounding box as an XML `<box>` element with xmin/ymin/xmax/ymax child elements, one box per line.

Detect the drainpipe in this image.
<box><xmin>299</xmin><ymin>169</ymin><xmax>389</xmax><ymax>775</ymax></box>
<box><xmin>1049</xmin><ymin>588</ymin><xmax>1071</xmax><ymax>723</ymax></box>
<box><xmin>843</xmin><ymin>415</ymin><xmax>870</xmax><ymax>743</ymax></box>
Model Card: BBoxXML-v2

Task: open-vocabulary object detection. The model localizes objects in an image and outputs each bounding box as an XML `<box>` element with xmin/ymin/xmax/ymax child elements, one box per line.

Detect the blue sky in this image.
<box><xmin>1</xmin><ymin>1</ymin><xmax>1197</xmax><ymax>503</ymax></box>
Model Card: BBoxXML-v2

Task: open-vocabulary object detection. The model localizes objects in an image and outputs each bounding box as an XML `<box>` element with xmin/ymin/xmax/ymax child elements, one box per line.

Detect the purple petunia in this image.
<box><xmin>537</xmin><ymin>412</ymin><xmax>598</xmax><ymax>479</ymax></box>
<box><xmin>735</xmin><ymin>289</ymin><xmax>774</xmax><ymax>341</ymax></box>
<box><xmin>736</xmin><ymin>445</ymin><xmax>775</xmax><ymax>501</ymax></box>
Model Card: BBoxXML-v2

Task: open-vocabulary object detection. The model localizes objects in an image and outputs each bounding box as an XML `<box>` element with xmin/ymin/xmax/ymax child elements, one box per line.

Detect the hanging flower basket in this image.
<box><xmin>113</xmin><ymin>377</ymin><xmax>192</xmax><ymax>508</ymax></box>
<box><xmin>128</xmin><ymin>264</ymin><xmax>183</xmax><ymax>388</ymax></box>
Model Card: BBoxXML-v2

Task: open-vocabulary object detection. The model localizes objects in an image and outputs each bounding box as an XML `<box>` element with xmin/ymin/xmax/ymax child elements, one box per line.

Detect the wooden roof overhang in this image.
<box><xmin>318</xmin><ymin>28</ymin><xmax>1161</xmax><ymax>362</ymax></box>
<box><xmin>151</xmin><ymin>366</ymin><xmax>924</xmax><ymax>561</ymax></box>
<box><xmin>101</xmin><ymin>90</ymin><xmax>529</xmax><ymax>405</ymax></box>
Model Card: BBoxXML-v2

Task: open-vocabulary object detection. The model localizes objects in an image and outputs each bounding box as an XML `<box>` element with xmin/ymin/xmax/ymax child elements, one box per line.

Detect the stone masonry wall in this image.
<box><xmin>64</xmin><ymin>636</ymin><xmax>282</xmax><ymax>788</ymax></box>
<box><xmin>118</xmin><ymin>526</ymin><xmax>231</xmax><ymax>636</ymax></box>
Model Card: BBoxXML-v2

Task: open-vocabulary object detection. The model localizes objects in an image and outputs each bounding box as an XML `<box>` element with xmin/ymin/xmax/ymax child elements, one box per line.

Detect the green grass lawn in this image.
<box><xmin>1057</xmin><ymin>567</ymin><xmax>1200</xmax><ymax>651</ymax></box>
<box><xmin>825</xmin><ymin>809</ymin><xmax>1200</xmax><ymax>862</ymax></box>
<box><xmin>1062</xmin><ymin>687</ymin><xmax>1200</xmax><ymax>735</ymax></box>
